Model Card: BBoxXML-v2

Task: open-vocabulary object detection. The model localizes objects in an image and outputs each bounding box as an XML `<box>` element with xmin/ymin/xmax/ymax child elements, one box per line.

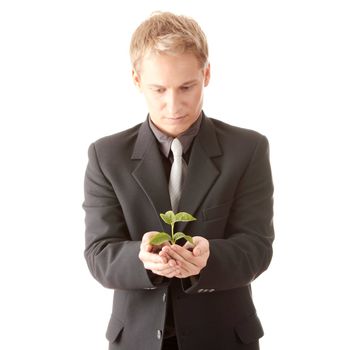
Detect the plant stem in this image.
<box><xmin>171</xmin><ymin>222</ymin><xmax>174</xmax><ymax>244</ymax></box>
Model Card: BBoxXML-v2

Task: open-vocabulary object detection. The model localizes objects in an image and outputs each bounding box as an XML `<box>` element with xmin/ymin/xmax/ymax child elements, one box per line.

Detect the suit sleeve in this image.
<box><xmin>82</xmin><ymin>142</ymin><xmax>161</xmax><ymax>291</ymax></box>
<box><xmin>183</xmin><ymin>135</ymin><xmax>274</xmax><ymax>293</ymax></box>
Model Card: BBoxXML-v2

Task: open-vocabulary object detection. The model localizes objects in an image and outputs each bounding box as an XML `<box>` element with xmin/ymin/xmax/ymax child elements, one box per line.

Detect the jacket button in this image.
<box><xmin>157</xmin><ymin>330</ymin><xmax>162</xmax><ymax>340</ymax></box>
<box><xmin>198</xmin><ymin>289</ymin><xmax>204</xmax><ymax>293</ymax></box>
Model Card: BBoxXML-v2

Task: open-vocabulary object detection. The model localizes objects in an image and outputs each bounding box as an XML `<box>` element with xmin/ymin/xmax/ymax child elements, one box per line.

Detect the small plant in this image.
<box><xmin>149</xmin><ymin>210</ymin><xmax>196</xmax><ymax>246</ymax></box>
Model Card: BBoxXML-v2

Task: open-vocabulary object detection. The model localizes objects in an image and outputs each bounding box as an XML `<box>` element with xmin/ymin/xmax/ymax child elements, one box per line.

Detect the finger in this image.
<box><xmin>140</xmin><ymin>241</ymin><xmax>157</xmax><ymax>253</ymax></box>
<box><xmin>139</xmin><ymin>250</ymin><xmax>165</xmax><ymax>264</ymax></box>
<box><xmin>144</xmin><ymin>261</ymin><xmax>169</xmax><ymax>271</ymax></box>
<box><xmin>148</xmin><ymin>263</ymin><xmax>180</xmax><ymax>276</ymax></box>
<box><xmin>163</xmin><ymin>249</ymin><xmax>197</xmax><ymax>275</ymax></box>
<box><xmin>192</xmin><ymin>237</ymin><xmax>209</xmax><ymax>257</ymax></box>
<box><xmin>161</xmin><ymin>266</ymin><xmax>181</xmax><ymax>278</ymax></box>
<box><xmin>166</xmin><ymin>245</ymin><xmax>194</xmax><ymax>261</ymax></box>
<box><xmin>158</xmin><ymin>250</ymin><xmax>171</xmax><ymax>261</ymax></box>
<box><xmin>166</xmin><ymin>245</ymin><xmax>207</xmax><ymax>274</ymax></box>
<box><xmin>159</xmin><ymin>251</ymin><xmax>176</xmax><ymax>266</ymax></box>
<box><xmin>142</xmin><ymin>231</ymin><xmax>158</xmax><ymax>241</ymax></box>
<box><xmin>158</xmin><ymin>254</ymin><xmax>168</xmax><ymax>264</ymax></box>
<box><xmin>144</xmin><ymin>244</ymin><xmax>153</xmax><ymax>253</ymax></box>
<box><xmin>174</xmin><ymin>267</ymin><xmax>194</xmax><ymax>278</ymax></box>
<box><xmin>143</xmin><ymin>257</ymin><xmax>178</xmax><ymax>271</ymax></box>
<box><xmin>183</xmin><ymin>241</ymin><xmax>195</xmax><ymax>251</ymax></box>
<box><xmin>174</xmin><ymin>271</ymin><xmax>185</xmax><ymax>278</ymax></box>
<box><xmin>141</xmin><ymin>232</ymin><xmax>163</xmax><ymax>249</ymax></box>
<box><xmin>175</xmin><ymin>264</ymin><xmax>192</xmax><ymax>276</ymax></box>
<box><xmin>161</xmin><ymin>246</ymin><xmax>184</xmax><ymax>262</ymax></box>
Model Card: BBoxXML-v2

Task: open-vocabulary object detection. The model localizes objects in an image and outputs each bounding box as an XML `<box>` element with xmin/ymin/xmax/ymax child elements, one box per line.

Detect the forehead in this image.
<box><xmin>139</xmin><ymin>52</ymin><xmax>203</xmax><ymax>85</ymax></box>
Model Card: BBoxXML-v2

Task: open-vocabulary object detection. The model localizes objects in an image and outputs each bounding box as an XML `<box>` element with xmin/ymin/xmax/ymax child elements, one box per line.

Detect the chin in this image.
<box><xmin>169</xmin><ymin>127</ymin><xmax>188</xmax><ymax>137</ymax></box>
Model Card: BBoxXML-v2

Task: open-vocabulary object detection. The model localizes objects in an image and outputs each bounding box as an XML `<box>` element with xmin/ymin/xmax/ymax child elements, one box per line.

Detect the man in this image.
<box><xmin>83</xmin><ymin>11</ymin><xmax>274</xmax><ymax>350</ymax></box>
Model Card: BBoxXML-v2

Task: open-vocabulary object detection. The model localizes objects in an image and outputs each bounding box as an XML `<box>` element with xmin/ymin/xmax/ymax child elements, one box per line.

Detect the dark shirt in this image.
<box><xmin>148</xmin><ymin>112</ymin><xmax>203</xmax><ymax>160</ymax></box>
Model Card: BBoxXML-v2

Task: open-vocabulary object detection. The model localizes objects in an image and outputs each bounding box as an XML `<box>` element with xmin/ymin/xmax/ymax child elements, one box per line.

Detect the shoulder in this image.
<box><xmin>207</xmin><ymin>116</ymin><xmax>269</xmax><ymax>150</ymax></box>
<box><xmin>205</xmin><ymin>116</ymin><xmax>271</xmax><ymax>172</ymax></box>
<box><xmin>209</xmin><ymin>117</ymin><xmax>265</xmax><ymax>140</ymax></box>
<box><xmin>90</xmin><ymin>122</ymin><xmax>143</xmax><ymax>159</ymax></box>
<box><xmin>94</xmin><ymin>123</ymin><xmax>142</xmax><ymax>149</ymax></box>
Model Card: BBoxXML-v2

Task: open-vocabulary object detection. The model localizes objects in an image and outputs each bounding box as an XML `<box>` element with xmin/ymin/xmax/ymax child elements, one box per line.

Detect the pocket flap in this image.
<box><xmin>106</xmin><ymin>316</ymin><xmax>124</xmax><ymax>342</ymax></box>
<box><xmin>234</xmin><ymin>313</ymin><xmax>264</xmax><ymax>344</ymax></box>
<box><xmin>203</xmin><ymin>201</ymin><xmax>232</xmax><ymax>221</ymax></box>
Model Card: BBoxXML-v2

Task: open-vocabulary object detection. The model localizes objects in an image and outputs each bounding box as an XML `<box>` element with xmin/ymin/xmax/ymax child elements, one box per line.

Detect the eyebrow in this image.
<box><xmin>147</xmin><ymin>80</ymin><xmax>198</xmax><ymax>88</ymax></box>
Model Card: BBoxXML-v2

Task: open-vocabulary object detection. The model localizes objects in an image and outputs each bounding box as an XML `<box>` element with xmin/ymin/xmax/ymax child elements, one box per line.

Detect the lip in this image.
<box><xmin>166</xmin><ymin>115</ymin><xmax>186</xmax><ymax>120</ymax></box>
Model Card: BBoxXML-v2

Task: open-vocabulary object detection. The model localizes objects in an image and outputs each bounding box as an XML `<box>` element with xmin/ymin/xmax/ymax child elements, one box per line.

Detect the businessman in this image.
<box><xmin>83</xmin><ymin>11</ymin><xmax>274</xmax><ymax>350</ymax></box>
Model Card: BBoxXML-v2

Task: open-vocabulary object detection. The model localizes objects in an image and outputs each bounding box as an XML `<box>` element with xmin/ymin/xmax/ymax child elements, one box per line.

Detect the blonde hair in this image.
<box><xmin>130</xmin><ymin>11</ymin><xmax>209</xmax><ymax>72</ymax></box>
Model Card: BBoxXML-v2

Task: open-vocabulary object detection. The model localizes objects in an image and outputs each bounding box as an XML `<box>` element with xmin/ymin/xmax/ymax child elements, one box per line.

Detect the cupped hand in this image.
<box><xmin>138</xmin><ymin>231</ymin><xmax>180</xmax><ymax>278</ymax></box>
<box><xmin>159</xmin><ymin>236</ymin><xmax>210</xmax><ymax>278</ymax></box>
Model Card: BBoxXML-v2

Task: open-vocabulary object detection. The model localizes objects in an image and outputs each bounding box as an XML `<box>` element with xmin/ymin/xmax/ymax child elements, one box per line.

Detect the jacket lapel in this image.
<box><xmin>131</xmin><ymin>114</ymin><xmax>222</xmax><ymax>233</ymax></box>
<box><xmin>131</xmin><ymin>119</ymin><xmax>172</xmax><ymax>232</ymax></box>
<box><xmin>177</xmin><ymin>116</ymin><xmax>222</xmax><ymax>232</ymax></box>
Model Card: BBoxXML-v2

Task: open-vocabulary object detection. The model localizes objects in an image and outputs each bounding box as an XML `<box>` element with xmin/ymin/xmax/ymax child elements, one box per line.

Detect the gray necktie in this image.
<box><xmin>169</xmin><ymin>138</ymin><xmax>183</xmax><ymax>213</ymax></box>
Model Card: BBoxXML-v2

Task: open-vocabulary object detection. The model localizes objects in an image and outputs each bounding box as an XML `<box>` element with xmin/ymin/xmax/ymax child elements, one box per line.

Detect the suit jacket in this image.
<box><xmin>83</xmin><ymin>112</ymin><xmax>274</xmax><ymax>350</ymax></box>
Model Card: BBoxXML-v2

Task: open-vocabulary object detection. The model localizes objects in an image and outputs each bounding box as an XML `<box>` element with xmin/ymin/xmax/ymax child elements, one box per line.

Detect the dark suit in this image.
<box><xmin>83</xmin><ymin>112</ymin><xmax>274</xmax><ymax>350</ymax></box>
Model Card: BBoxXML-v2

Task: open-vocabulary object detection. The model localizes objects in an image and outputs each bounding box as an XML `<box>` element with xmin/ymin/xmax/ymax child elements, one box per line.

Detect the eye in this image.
<box><xmin>149</xmin><ymin>87</ymin><xmax>165</xmax><ymax>94</ymax></box>
<box><xmin>180</xmin><ymin>86</ymin><xmax>192</xmax><ymax>91</ymax></box>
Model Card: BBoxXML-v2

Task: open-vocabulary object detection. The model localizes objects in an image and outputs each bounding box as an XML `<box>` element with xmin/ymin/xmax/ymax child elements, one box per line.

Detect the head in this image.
<box><xmin>130</xmin><ymin>11</ymin><xmax>210</xmax><ymax>137</ymax></box>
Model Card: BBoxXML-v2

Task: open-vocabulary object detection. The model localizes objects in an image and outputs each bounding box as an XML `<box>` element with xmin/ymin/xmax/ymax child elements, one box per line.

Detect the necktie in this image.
<box><xmin>169</xmin><ymin>138</ymin><xmax>183</xmax><ymax>213</ymax></box>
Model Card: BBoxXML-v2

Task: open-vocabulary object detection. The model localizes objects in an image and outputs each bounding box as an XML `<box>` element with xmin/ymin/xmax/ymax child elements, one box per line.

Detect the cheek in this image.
<box><xmin>188</xmin><ymin>89</ymin><xmax>203</xmax><ymax>106</ymax></box>
<box><xmin>144</xmin><ymin>94</ymin><xmax>161</xmax><ymax>110</ymax></box>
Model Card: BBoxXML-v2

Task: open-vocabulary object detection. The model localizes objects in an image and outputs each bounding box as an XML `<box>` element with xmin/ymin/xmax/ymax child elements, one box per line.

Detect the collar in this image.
<box><xmin>148</xmin><ymin>112</ymin><xmax>203</xmax><ymax>157</ymax></box>
<box><xmin>131</xmin><ymin>111</ymin><xmax>221</xmax><ymax>160</ymax></box>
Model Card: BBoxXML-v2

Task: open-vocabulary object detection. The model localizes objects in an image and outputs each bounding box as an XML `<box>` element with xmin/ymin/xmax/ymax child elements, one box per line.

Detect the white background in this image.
<box><xmin>1</xmin><ymin>1</ymin><xmax>349</xmax><ymax>349</ymax></box>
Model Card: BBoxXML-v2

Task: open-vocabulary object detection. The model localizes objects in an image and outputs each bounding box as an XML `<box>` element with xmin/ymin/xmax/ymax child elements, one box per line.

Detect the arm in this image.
<box><xmin>83</xmin><ymin>142</ymin><xmax>167</xmax><ymax>290</ymax></box>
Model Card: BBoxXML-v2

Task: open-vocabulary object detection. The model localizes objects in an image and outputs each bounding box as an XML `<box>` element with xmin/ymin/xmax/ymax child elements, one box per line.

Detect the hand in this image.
<box><xmin>138</xmin><ymin>231</ymin><xmax>180</xmax><ymax>278</ymax></box>
<box><xmin>159</xmin><ymin>236</ymin><xmax>210</xmax><ymax>278</ymax></box>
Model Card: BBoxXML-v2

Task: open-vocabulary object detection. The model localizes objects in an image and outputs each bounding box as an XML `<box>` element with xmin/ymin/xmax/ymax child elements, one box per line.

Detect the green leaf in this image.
<box><xmin>174</xmin><ymin>212</ymin><xmax>197</xmax><ymax>223</ymax></box>
<box><xmin>173</xmin><ymin>232</ymin><xmax>186</xmax><ymax>242</ymax></box>
<box><xmin>183</xmin><ymin>235</ymin><xmax>194</xmax><ymax>245</ymax></box>
<box><xmin>165</xmin><ymin>210</ymin><xmax>176</xmax><ymax>223</ymax></box>
<box><xmin>160</xmin><ymin>211</ymin><xmax>176</xmax><ymax>225</ymax></box>
<box><xmin>149</xmin><ymin>232</ymin><xmax>171</xmax><ymax>245</ymax></box>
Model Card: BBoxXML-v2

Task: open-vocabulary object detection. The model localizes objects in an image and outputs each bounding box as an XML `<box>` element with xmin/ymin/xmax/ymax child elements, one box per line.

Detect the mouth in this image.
<box><xmin>166</xmin><ymin>115</ymin><xmax>186</xmax><ymax>120</ymax></box>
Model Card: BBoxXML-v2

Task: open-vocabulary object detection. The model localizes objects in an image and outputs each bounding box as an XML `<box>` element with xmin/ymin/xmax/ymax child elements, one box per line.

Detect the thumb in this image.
<box><xmin>193</xmin><ymin>246</ymin><xmax>201</xmax><ymax>256</ymax></box>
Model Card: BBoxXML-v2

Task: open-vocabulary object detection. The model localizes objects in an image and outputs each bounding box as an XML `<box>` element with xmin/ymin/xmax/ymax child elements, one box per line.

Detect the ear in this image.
<box><xmin>204</xmin><ymin>63</ymin><xmax>211</xmax><ymax>86</ymax></box>
<box><xmin>132</xmin><ymin>69</ymin><xmax>142</xmax><ymax>90</ymax></box>
<box><xmin>203</xmin><ymin>63</ymin><xmax>211</xmax><ymax>87</ymax></box>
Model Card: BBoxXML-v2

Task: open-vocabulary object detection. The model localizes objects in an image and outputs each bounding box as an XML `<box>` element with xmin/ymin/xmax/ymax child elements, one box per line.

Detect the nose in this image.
<box><xmin>165</xmin><ymin>90</ymin><xmax>182</xmax><ymax>116</ymax></box>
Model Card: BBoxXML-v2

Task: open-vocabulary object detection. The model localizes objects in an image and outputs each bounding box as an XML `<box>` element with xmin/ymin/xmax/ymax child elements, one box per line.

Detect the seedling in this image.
<box><xmin>149</xmin><ymin>210</ymin><xmax>196</xmax><ymax>246</ymax></box>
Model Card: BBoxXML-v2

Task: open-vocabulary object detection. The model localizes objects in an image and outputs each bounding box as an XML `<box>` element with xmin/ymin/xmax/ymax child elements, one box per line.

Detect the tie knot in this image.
<box><xmin>171</xmin><ymin>138</ymin><xmax>183</xmax><ymax>157</ymax></box>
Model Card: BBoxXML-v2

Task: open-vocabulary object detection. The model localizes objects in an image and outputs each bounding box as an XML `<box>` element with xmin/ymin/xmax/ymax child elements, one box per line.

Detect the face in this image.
<box><xmin>132</xmin><ymin>52</ymin><xmax>210</xmax><ymax>137</ymax></box>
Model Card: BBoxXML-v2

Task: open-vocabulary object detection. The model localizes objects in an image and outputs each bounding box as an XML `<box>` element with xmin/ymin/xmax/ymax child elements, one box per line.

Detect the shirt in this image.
<box><xmin>148</xmin><ymin>112</ymin><xmax>203</xmax><ymax>161</ymax></box>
